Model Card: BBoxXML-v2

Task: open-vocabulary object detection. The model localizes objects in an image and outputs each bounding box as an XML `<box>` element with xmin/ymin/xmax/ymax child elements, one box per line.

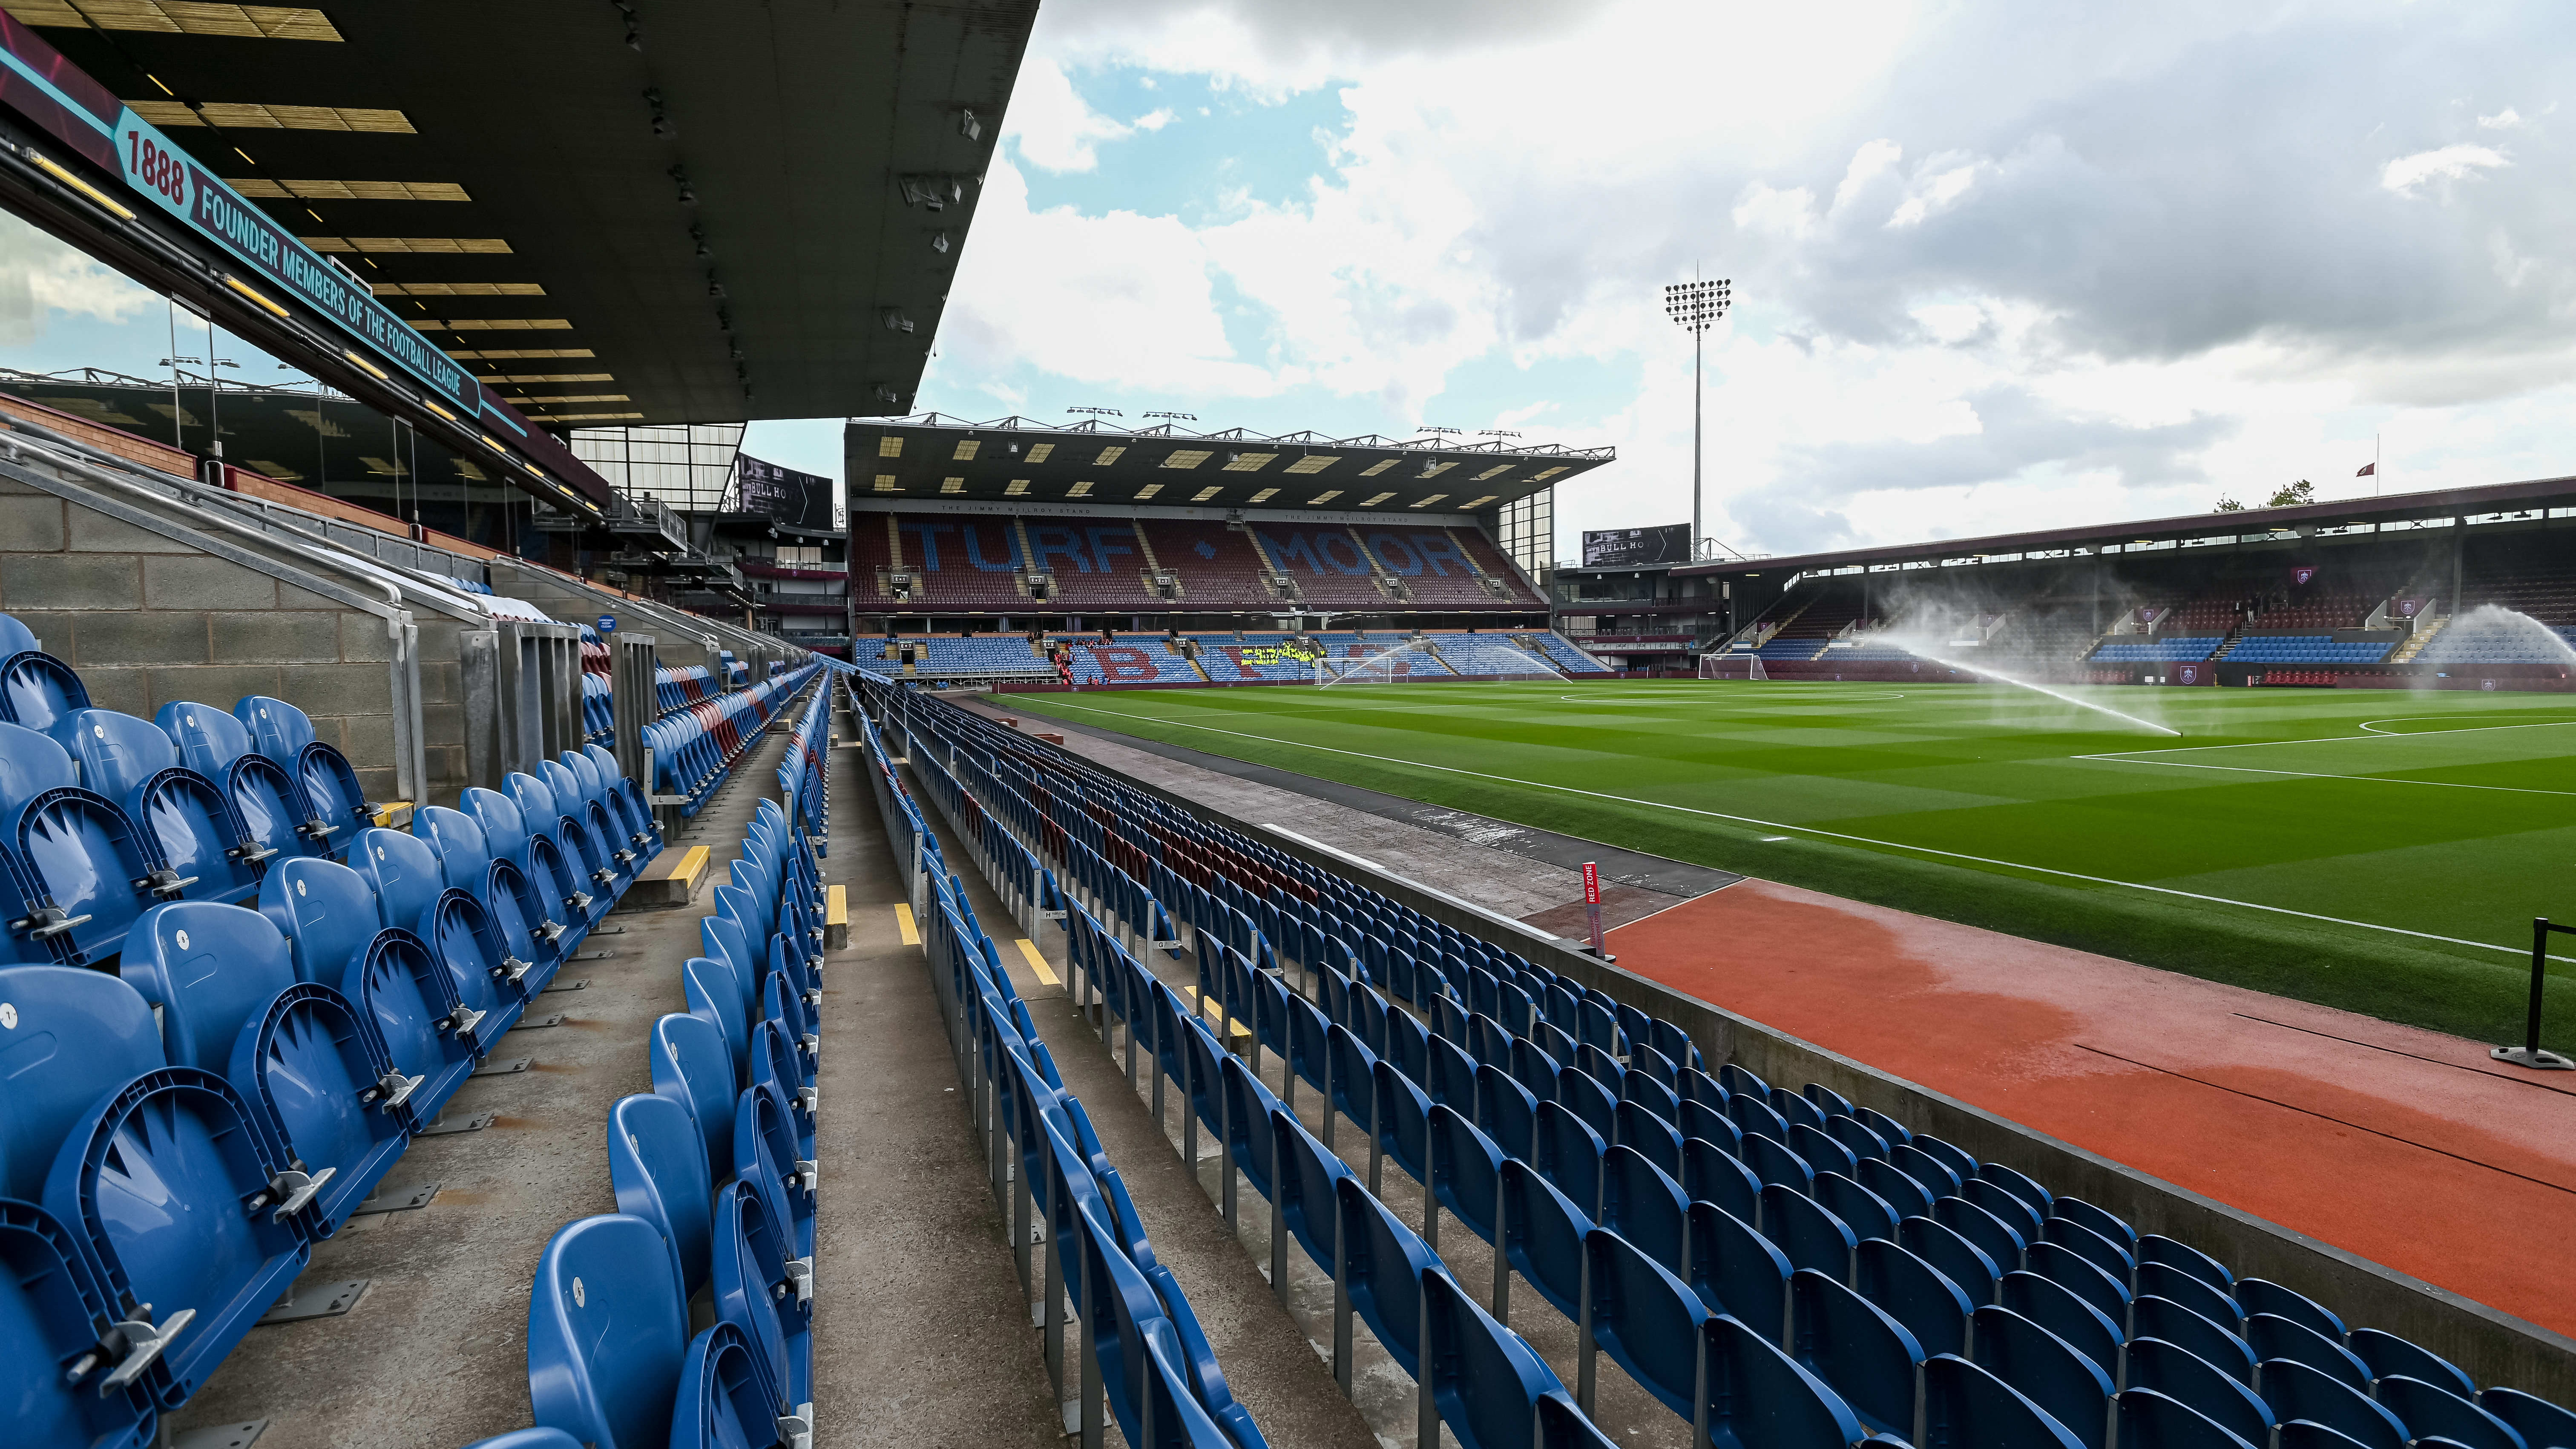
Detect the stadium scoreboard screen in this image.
<box><xmin>1582</xmin><ymin>524</ymin><xmax>1691</xmax><ymax>567</ymax></box>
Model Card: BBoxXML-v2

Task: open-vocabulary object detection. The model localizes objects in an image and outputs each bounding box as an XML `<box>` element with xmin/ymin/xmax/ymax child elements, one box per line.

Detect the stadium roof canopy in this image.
<box><xmin>848</xmin><ymin>412</ymin><xmax>1614</xmax><ymax>513</ymax></box>
<box><xmin>1675</xmin><ymin>472</ymin><xmax>2576</xmax><ymax>583</ymax></box>
<box><xmin>0</xmin><ymin>1</ymin><xmax>1033</xmax><ymax>506</ymax></box>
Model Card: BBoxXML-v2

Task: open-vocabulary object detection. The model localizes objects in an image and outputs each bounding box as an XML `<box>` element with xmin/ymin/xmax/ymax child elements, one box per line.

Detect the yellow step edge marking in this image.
<box><xmin>824</xmin><ymin>884</ymin><xmax>848</xmax><ymax>926</ymax></box>
<box><xmin>894</xmin><ymin>902</ymin><xmax>920</xmax><ymax>946</ymax></box>
<box><xmin>1015</xmin><ymin>937</ymin><xmax>1059</xmax><ymax>987</ymax></box>
<box><xmin>1199</xmin><ymin>996</ymin><xmax>1253</xmax><ymax>1041</ymax></box>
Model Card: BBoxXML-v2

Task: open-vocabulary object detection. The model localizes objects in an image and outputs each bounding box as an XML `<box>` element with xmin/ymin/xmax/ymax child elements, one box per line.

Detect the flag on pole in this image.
<box><xmin>2356</xmin><ymin>462</ymin><xmax>2376</xmax><ymax>477</ymax></box>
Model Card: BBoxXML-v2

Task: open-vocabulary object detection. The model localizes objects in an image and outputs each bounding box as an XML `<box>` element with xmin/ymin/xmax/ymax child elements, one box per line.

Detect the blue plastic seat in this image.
<box><xmin>1583</xmin><ymin>1225</ymin><xmax>1710</xmax><ymax>1418</ymax></box>
<box><xmin>1600</xmin><ymin>1143</ymin><xmax>1686</xmax><ymax>1273</ymax></box>
<box><xmin>0</xmin><ymin>1194</ymin><xmax>159</xmax><ymax>1448</ymax></box>
<box><xmin>463</xmin><ymin>1431</ymin><xmax>586</xmax><ymax>1449</ymax></box>
<box><xmin>2139</xmin><ymin>1234</ymin><xmax>2232</xmax><ymax>1289</ymax></box>
<box><xmin>124</xmin><ymin>756</ymin><xmax>262</xmax><ymax>908</ymax></box>
<box><xmin>2376</xmin><ymin>1375</ymin><xmax>2526</xmax><ymax>1449</ymax></box>
<box><xmin>1426</xmin><ymin>1105</ymin><xmax>1502</xmax><ymax>1251</ymax></box>
<box><xmin>460</xmin><ymin>786</ymin><xmax>538</xmax><ymax>875</ymax></box>
<box><xmin>711</xmin><ymin>1179</ymin><xmax>808</xmax><ymax>1417</ymax></box>
<box><xmin>1688</xmin><ymin>1201</ymin><xmax>1792</xmax><ymax>1340</ymax></box>
<box><xmin>2256</xmin><ymin>1357</ymin><xmax>2407</xmax><ymax>1449</ymax></box>
<box><xmin>0</xmin><ymin>610</ymin><xmax>36</xmax><ymax>657</ymax></box>
<box><xmin>734</xmin><ymin>1081</ymin><xmax>815</xmax><ymax>1258</ymax></box>
<box><xmin>1924</xmin><ymin>1352</ymin><xmax>2087</xmax><ymax>1449</ymax></box>
<box><xmin>44</xmin><ymin>1065</ymin><xmax>313</xmax><ymax>1405</ymax></box>
<box><xmin>1791</xmin><ymin>1267</ymin><xmax>1925</xmax><ymax>1439</ymax></box>
<box><xmin>2479</xmin><ymin>1388</ymin><xmax>2576</xmax><ymax>1449</ymax></box>
<box><xmin>292</xmin><ymin>743</ymin><xmax>370</xmax><ymax>860</ymax></box>
<box><xmin>652</xmin><ymin>1013</ymin><xmax>737</xmax><ymax>1182</ymax></box>
<box><xmin>1498</xmin><ymin>1157</ymin><xmax>1592</xmax><ymax>1324</ymax></box>
<box><xmin>350</xmin><ymin>826</ymin><xmax>440</xmax><ymax>929</ymax></box>
<box><xmin>1970</xmin><ymin>1304</ymin><xmax>2113</xmax><ymax>1449</ymax></box>
<box><xmin>1272</xmin><ymin>1108</ymin><xmax>1351</xmax><ymax>1274</ymax></box>
<box><xmin>1702</xmin><ymin>1311</ymin><xmax>1872</xmax><ymax>1449</ymax></box>
<box><xmin>0</xmin><ymin>966</ymin><xmax>165</xmax><ymax>1204</ymax></box>
<box><xmin>344</xmin><ymin>928</ymin><xmax>479</xmax><ymax>1125</ymax></box>
<box><xmin>15</xmin><ymin>779</ymin><xmax>173</xmax><ymax>965</ymax></box>
<box><xmin>53</xmin><ymin>708</ymin><xmax>177</xmax><ymax>801</ymax></box>
<box><xmin>415</xmin><ymin>805</ymin><xmax>497</xmax><ymax>893</ymax></box>
<box><xmin>257</xmin><ymin>857</ymin><xmax>385</xmax><ymax>986</ymax></box>
<box><xmin>0</xmin><ymin>650</ymin><xmax>91</xmax><ymax>732</ymax></box>
<box><xmin>2131</xmin><ymin>1294</ymin><xmax>2249</xmax><ymax>1384</ymax></box>
<box><xmin>232</xmin><ymin>696</ymin><xmax>316</xmax><ymax>766</ymax></box>
<box><xmin>2348</xmin><ymin>1328</ymin><xmax>2475</xmax><ymax>1398</ymax></box>
<box><xmin>152</xmin><ymin>702</ymin><xmax>250</xmax><ymax>778</ymax></box>
<box><xmin>1219</xmin><ymin>1055</ymin><xmax>1282</xmax><ymax>1210</ymax></box>
<box><xmin>1335</xmin><ymin>1175</ymin><xmax>1437</xmax><ymax>1381</ymax></box>
<box><xmin>1422</xmin><ymin>1267</ymin><xmax>1567</xmax><ymax>1449</ymax></box>
<box><xmin>1765</xmin><ymin>1182</ymin><xmax>1860</xmax><ymax>1280</ymax></box>
<box><xmin>119</xmin><ymin>901</ymin><xmax>296</xmax><ymax>1068</ymax></box>
<box><xmin>1069</xmin><ymin>1188</ymin><xmax>1172</xmax><ymax>1447</ymax></box>
<box><xmin>683</xmin><ymin>956</ymin><xmax>752</xmax><ymax>1082</ymax></box>
<box><xmin>2115</xmin><ymin>1386</ymin><xmax>2260</xmax><ymax>1449</ymax></box>
<box><xmin>1900</xmin><ymin>1213</ymin><xmax>2000</xmax><ymax>1308</ymax></box>
<box><xmin>2246</xmin><ymin>1315</ymin><xmax>2359</xmax><ymax>1382</ymax></box>
<box><xmin>2125</xmin><ymin>1337</ymin><xmax>2271</xmax><ymax>1447</ymax></box>
<box><xmin>224</xmin><ymin>751</ymin><xmax>329</xmax><ymax>872</ymax></box>
<box><xmin>420</xmin><ymin>888</ymin><xmax>526</xmax><ymax>1038</ymax></box>
<box><xmin>526</xmin><ymin>1214</ymin><xmax>689</xmax><ymax>1449</ymax></box>
<box><xmin>609</xmin><ymin>1093</ymin><xmax>717</xmax><ymax>1299</ymax></box>
<box><xmin>227</xmin><ymin>981</ymin><xmax>409</xmax><ymax>1236</ymax></box>
<box><xmin>671</xmin><ymin>1322</ymin><xmax>784</xmax><ymax>1449</ymax></box>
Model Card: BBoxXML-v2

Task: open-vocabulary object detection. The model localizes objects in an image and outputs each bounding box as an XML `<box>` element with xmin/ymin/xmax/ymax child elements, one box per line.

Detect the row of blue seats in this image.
<box><xmin>880</xmin><ymin>678</ymin><xmax>2576</xmax><ymax>1449</ymax></box>
<box><xmin>647</xmin><ymin>673</ymin><xmax>810</xmax><ymax>819</ymax></box>
<box><xmin>1</xmin><ymin>718</ymin><xmax>670</xmax><ymax>1446</ymax></box>
<box><xmin>2089</xmin><ymin>637</ymin><xmax>2223</xmax><ymax>663</ymax></box>
<box><xmin>894</xmin><ymin>681</ymin><xmax>1801</xmax><ymax>1448</ymax></box>
<box><xmin>469</xmin><ymin>684</ymin><xmax>835</xmax><ymax>1449</ymax></box>
<box><xmin>852</xmin><ymin>684</ymin><xmax>1271</xmax><ymax>1449</ymax></box>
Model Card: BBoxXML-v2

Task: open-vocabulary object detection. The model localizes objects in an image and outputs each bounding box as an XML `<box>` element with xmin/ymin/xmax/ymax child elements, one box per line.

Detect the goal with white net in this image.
<box><xmin>1699</xmin><ymin>651</ymin><xmax>1767</xmax><ymax>681</ymax></box>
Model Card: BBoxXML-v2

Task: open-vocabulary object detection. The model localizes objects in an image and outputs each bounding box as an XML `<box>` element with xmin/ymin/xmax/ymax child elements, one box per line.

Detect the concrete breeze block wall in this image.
<box><xmin>0</xmin><ymin>477</ymin><xmax>410</xmax><ymax>802</ymax></box>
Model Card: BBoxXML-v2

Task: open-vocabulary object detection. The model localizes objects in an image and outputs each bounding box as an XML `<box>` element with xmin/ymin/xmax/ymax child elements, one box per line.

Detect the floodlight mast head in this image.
<box><xmin>1662</xmin><ymin>275</ymin><xmax>1732</xmax><ymax>562</ymax></box>
<box><xmin>1662</xmin><ymin>278</ymin><xmax>1731</xmax><ymax>333</ymax></box>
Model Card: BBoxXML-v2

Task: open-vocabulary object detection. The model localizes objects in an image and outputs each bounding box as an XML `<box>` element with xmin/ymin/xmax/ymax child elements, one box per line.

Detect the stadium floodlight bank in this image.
<box><xmin>1700</xmin><ymin>652</ymin><xmax>1767</xmax><ymax>680</ymax></box>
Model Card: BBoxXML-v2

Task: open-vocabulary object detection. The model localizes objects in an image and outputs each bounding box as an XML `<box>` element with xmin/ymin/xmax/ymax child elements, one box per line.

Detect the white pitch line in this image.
<box><xmin>2084</xmin><ymin>716</ymin><xmax>2576</xmax><ymax>759</ymax></box>
<box><xmin>1028</xmin><ymin>696</ymin><xmax>2568</xmax><ymax>961</ymax></box>
<box><xmin>2069</xmin><ymin>757</ymin><xmax>2576</xmax><ymax>798</ymax></box>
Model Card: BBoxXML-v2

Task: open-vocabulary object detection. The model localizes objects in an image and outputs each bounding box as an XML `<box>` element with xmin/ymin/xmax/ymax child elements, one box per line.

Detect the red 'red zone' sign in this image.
<box><xmin>1582</xmin><ymin>861</ymin><xmax>1601</xmax><ymax>905</ymax></box>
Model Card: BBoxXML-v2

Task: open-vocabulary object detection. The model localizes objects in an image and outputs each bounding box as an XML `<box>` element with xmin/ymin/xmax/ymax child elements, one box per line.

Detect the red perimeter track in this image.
<box><xmin>1607</xmin><ymin>880</ymin><xmax>2576</xmax><ymax>1338</ymax></box>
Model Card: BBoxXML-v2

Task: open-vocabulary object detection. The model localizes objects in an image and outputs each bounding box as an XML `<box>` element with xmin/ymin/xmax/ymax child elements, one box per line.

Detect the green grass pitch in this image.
<box><xmin>1003</xmin><ymin>680</ymin><xmax>2576</xmax><ymax>1044</ymax></box>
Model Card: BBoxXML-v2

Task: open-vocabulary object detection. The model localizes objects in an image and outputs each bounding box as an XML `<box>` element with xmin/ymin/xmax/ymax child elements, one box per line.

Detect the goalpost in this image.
<box><xmin>1699</xmin><ymin>651</ymin><xmax>1767</xmax><ymax>681</ymax></box>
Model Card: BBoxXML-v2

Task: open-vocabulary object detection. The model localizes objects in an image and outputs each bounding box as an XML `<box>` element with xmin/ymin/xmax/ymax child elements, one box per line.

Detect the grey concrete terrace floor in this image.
<box><xmin>164</xmin><ymin>697</ymin><xmax>816</xmax><ymax>1449</ymax></box>
<box><xmin>877</xmin><ymin>702</ymin><xmax>1699</xmax><ymax>1449</ymax></box>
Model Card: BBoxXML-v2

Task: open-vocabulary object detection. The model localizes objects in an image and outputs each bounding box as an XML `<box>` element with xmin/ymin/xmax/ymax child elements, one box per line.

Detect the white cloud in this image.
<box><xmin>1002</xmin><ymin>57</ymin><xmax>1143</xmax><ymax>172</ymax></box>
<box><xmin>2380</xmin><ymin>143</ymin><xmax>2509</xmax><ymax>194</ymax></box>
<box><xmin>0</xmin><ymin>213</ymin><xmax>155</xmax><ymax>347</ymax></box>
<box><xmin>933</xmin><ymin>1</ymin><xmax>2576</xmax><ymax>558</ymax></box>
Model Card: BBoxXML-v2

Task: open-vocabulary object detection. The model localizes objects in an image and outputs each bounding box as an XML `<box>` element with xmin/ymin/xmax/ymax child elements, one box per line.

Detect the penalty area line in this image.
<box><xmin>1028</xmin><ymin>695</ymin><xmax>2567</xmax><ymax>963</ymax></box>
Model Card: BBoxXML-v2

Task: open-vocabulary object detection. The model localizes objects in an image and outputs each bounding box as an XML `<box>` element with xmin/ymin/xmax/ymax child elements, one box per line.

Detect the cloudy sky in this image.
<box><xmin>2</xmin><ymin>1</ymin><xmax>2567</xmax><ymax>561</ymax></box>
<box><xmin>920</xmin><ymin>0</ymin><xmax>2576</xmax><ymax>560</ymax></box>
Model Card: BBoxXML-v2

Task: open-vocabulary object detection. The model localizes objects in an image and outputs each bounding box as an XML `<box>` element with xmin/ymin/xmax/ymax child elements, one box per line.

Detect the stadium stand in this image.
<box><xmin>845</xmin><ymin>509</ymin><xmax>1540</xmax><ymax>617</ymax></box>
<box><xmin>0</xmin><ymin>604</ymin><xmax>834</xmax><ymax>1445</ymax></box>
<box><xmin>849</xmin><ymin>673</ymin><xmax>2576</xmax><ymax>1449</ymax></box>
<box><xmin>2087</xmin><ymin>635</ymin><xmax>2225</xmax><ymax>664</ymax></box>
<box><xmin>2225</xmin><ymin>635</ymin><xmax>2400</xmax><ymax>665</ymax></box>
